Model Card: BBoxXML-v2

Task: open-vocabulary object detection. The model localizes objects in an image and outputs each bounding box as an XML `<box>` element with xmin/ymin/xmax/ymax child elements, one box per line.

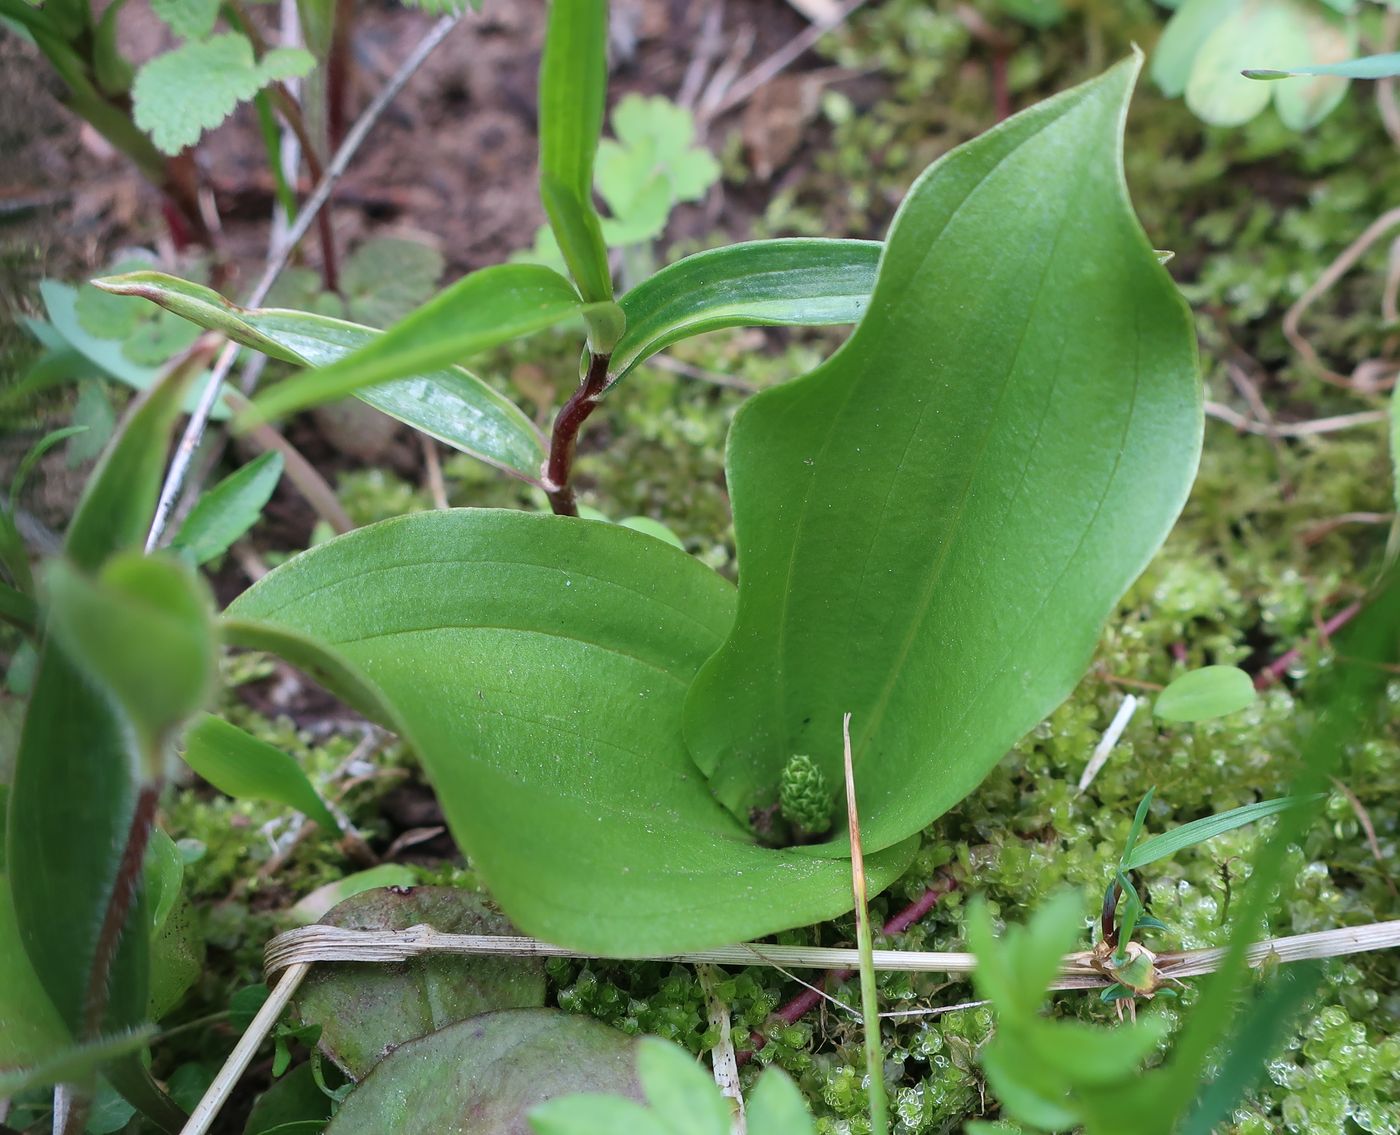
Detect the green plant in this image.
<box><xmin>96</xmin><ymin>5</ymin><xmax>1201</xmax><ymax>962</ymax></box>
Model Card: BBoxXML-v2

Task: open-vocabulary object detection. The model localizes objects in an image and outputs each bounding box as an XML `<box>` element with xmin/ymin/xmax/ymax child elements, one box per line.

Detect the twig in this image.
<box><xmin>1255</xmin><ymin>600</ymin><xmax>1363</xmax><ymax>689</ymax></box>
<box><xmin>1204</xmin><ymin>401</ymin><xmax>1388</xmax><ymax>438</ymax></box>
<box><xmin>178</xmin><ymin>963</ymin><xmax>311</xmax><ymax>1135</ymax></box>
<box><xmin>697</xmin><ymin>964</ymin><xmax>745</xmax><ymax>1134</ymax></box>
<box><xmin>711</xmin><ymin>0</ymin><xmax>870</xmax><ymax>117</ymax></box>
<box><xmin>145</xmin><ymin>15</ymin><xmax>462</xmax><ymax>550</ymax></box>
<box><xmin>420</xmin><ymin>434</ymin><xmax>448</xmax><ymax>510</ymax></box>
<box><xmin>1077</xmin><ymin>694</ymin><xmax>1138</xmax><ymax>794</ymax></box>
<box><xmin>646</xmin><ymin>354</ymin><xmax>760</xmax><ymax>393</ymax></box>
<box><xmin>1376</xmin><ymin>9</ymin><xmax>1400</xmax><ymax>152</ymax></box>
<box><xmin>1283</xmin><ymin>205</ymin><xmax>1400</xmax><ymax>387</ymax></box>
<box><xmin>677</xmin><ymin>2</ymin><xmax>726</xmax><ymax>111</ymax></box>
<box><xmin>1329</xmin><ymin>776</ymin><xmax>1399</xmax><ymax>898</ymax></box>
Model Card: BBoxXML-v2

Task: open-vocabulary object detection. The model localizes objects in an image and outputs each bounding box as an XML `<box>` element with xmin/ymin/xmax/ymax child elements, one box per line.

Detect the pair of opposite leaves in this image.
<box><xmin>228</xmin><ymin>58</ymin><xmax>1202</xmax><ymax>954</ymax></box>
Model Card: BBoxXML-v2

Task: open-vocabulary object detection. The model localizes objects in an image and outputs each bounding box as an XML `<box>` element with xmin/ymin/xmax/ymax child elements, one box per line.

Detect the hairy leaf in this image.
<box><xmin>227</xmin><ymin>509</ymin><xmax>917</xmax><ymax>952</ymax></box>
<box><xmin>132</xmin><ymin>33</ymin><xmax>313</xmax><ymax>154</ymax></box>
<box><xmin>95</xmin><ymin>272</ymin><xmax>547</xmax><ymax>483</ymax></box>
<box><xmin>609</xmin><ymin>239</ymin><xmax>880</xmax><ymax>387</ymax></box>
<box><xmin>684</xmin><ymin>56</ymin><xmax>1201</xmax><ymax>853</ymax></box>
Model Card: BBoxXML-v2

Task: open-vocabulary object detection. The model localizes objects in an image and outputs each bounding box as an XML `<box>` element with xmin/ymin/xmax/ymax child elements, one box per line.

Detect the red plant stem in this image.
<box><xmin>1255</xmin><ymin>601</ymin><xmax>1363</xmax><ymax>689</ymax></box>
<box><xmin>80</xmin><ymin>782</ymin><xmax>160</xmax><ymax>1040</ymax></box>
<box><xmin>737</xmin><ymin>873</ymin><xmax>959</xmax><ymax>1065</ymax></box>
<box><xmin>545</xmin><ymin>352</ymin><xmax>610</xmax><ymax>517</ymax></box>
<box><xmin>327</xmin><ymin>0</ymin><xmax>355</xmax><ymax>150</ymax></box>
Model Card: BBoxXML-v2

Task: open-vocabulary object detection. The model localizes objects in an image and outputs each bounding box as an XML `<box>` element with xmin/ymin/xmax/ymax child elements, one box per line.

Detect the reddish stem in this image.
<box><xmin>1255</xmin><ymin>601</ymin><xmax>1363</xmax><ymax>689</ymax></box>
<box><xmin>81</xmin><ymin>782</ymin><xmax>160</xmax><ymax>1039</ymax></box>
<box><xmin>545</xmin><ymin>352</ymin><xmax>611</xmax><ymax>517</ymax></box>
<box><xmin>738</xmin><ymin>873</ymin><xmax>959</xmax><ymax>1065</ymax></box>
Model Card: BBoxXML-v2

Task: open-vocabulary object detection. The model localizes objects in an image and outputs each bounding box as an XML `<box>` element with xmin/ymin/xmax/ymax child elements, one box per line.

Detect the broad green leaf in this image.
<box><xmin>746</xmin><ymin>1068</ymin><xmax>817</xmax><ymax>1135</ymax></box>
<box><xmin>243</xmin><ymin>264</ymin><xmax>602</xmax><ymax>424</ymax></box>
<box><xmin>325</xmin><ymin>1009</ymin><xmax>641</xmax><ymax>1134</ymax></box>
<box><xmin>294</xmin><ymin>887</ymin><xmax>546</xmax><ymax>1078</ymax></box>
<box><xmin>1185</xmin><ymin>2</ymin><xmax>1290</xmax><ymax>125</ymax></box>
<box><xmin>174</xmin><ymin>451</ymin><xmax>284</xmax><ymax>565</ymax></box>
<box><xmin>227</xmin><ymin>509</ymin><xmax>917</xmax><ymax>952</ymax></box>
<box><xmin>1246</xmin><ymin>50</ymin><xmax>1400</xmax><ymax>80</ymax></box>
<box><xmin>608</xmin><ymin>239</ymin><xmax>881</xmax><ymax>386</ymax></box>
<box><xmin>1122</xmin><ymin>794</ymin><xmax>1319</xmax><ymax>870</ymax></box>
<box><xmin>538</xmin><ymin>0</ymin><xmax>613</xmax><ymax>305</ymax></box>
<box><xmin>684</xmin><ymin>57</ymin><xmax>1201</xmax><ymax>854</ymax></box>
<box><xmin>7</xmin><ymin>642</ymin><xmax>153</xmax><ymax>1036</ymax></box>
<box><xmin>95</xmin><ymin>271</ymin><xmax>548</xmax><ymax>483</ymax></box>
<box><xmin>132</xmin><ymin>33</ymin><xmax>314</xmax><ymax>154</ymax></box>
<box><xmin>147</xmin><ymin>889</ymin><xmax>202</xmax><ymax>1020</ymax></box>
<box><xmin>181</xmin><ymin>714</ymin><xmax>339</xmax><ymax>831</ymax></box>
<box><xmin>0</xmin><ymin>1026</ymin><xmax>155</xmax><ymax>1096</ymax></box>
<box><xmin>45</xmin><ymin>553</ymin><xmax>215</xmax><ymax>760</ymax></box>
<box><xmin>636</xmin><ymin>1038</ymin><xmax>730</xmax><ymax>1135</ymax></box>
<box><xmin>1150</xmin><ymin>0</ymin><xmax>1239</xmax><ymax>98</ymax></box>
<box><xmin>0</xmin><ymin>874</ymin><xmax>70</xmax><ymax>1068</ymax></box>
<box><xmin>288</xmin><ymin>867</ymin><xmax>417</xmax><ymax>925</ymax></box>
<box><xmin>242</xmin><ymin>1062</ymin><xmax>334</xmax><ymax>1135</ymax></box>
<box><xmin>64</xmin><ymin>340</ymin><xmax>206</xmax><ymax>570</ymax></box>
<box><xmin>1153</xmin><ymin>664</ymin><xmax>1256</xmax><ymax>721</ymax></box>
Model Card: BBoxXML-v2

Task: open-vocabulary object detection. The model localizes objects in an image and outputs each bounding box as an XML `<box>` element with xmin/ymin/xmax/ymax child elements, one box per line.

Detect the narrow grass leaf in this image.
<box><xmin>1244</xmin><ymin>52</ymin><xmax>1400</xmax><ymax>80</ymax></box>
<box><xmin>1123</xmin><ymin>795</ymin><xmax>1321</xmax><ymax>871</ymax></box>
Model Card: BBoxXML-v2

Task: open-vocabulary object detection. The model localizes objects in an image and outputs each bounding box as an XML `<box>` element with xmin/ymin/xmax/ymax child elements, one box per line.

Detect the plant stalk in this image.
<box><xmin>545</xmin><ymin>351</ymin><xmax>611</xmax><ymax>517</ymax></box>
<box><xmin>842</xmin><ymin>712</ymin><xmax>888</xmax><ymax>1135</ymax></box>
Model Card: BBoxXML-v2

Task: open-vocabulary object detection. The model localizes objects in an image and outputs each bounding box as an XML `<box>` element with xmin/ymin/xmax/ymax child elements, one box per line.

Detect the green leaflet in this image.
<box><xmin>1245</xmin><ymin>51</ymin><xmax>1400</xmax><ymax>81</ymax></box>
<box><xmin>608</xmin><ymin>239</ymin><xmax>881</xmax><ymax>387</ymax></box>
<box><xmin>181</xmin><ymin>715</ymin><xmax>339</xmax><ymax>832</ymax></box>
<box><xmin>1153</xmin><ymin>664</ymin><xmax>1256</xmax><ymax>721</ymax></box>
<box><xmin>227</xmin><ymin>509</ymin><xmax>917</xmax><ymax>953</ymax></box>
<box><xmin>684</xmin><ymin>56</ymin><xmax>1201</xmax><ymax>853</ymax></box>
<box><xmin>173</xmin><ymin>451</ymin><xmax>284</xmax><ymax>565</ymax></box>
<box><xmin>95</xmin><ymin>271</ymin><xmax>548</xmax><ymax>484</ymax></box>
<box><xmin>242</xmin><ymin>264</ymin><xmax>607</xmax><ymax>426</ymax></box>
<box><xmin>537</xmin><ymin>0</ymin><xmax>613</xmax><ymax>306</ymax></box>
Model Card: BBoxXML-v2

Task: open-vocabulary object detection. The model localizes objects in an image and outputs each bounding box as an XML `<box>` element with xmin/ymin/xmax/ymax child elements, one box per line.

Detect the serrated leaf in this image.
<box><xmin>95</xmin><ymin>271</ymin><xmax>547</xmax><ymax>483</ymax></box>
<box><xmin>538</xmin><ymin>0</ymin><xmax>612</xmax><ymax>303</ymax></box>
<box><xmin>244</xmin><ymin>264</ymin><xmax>597</xmax><ymax>424</ymax></box>
<box><xmin>608</xmin><ymin>238</ymin><xmax>880</xmax><ymax>387</ymax></box>
<box><xmin>341</xmin><ymin>237</ymin><xmax>445</xmax><ymax>328</ymax></box>
<box><xmin>1151</xmin><ymin>0</ymin><xmax>1240</xmax><ymax>98</ymax></box>
<box><xmin>181</xmin><ymin>714</ymin><xmax>339</xmax><ymax>831</ymax></box>
<box><xmin>174</xmin><ymin>451</ymin><xmax>284</xmax><ymax>565</ymax></box>
<box><xmin>226</xmin><ymin>509</ymin><xmax>918</xmax><ymax>952</ymax></box>
<box><xmin>133</xmin><ymin>34</ymin><xmax>314</xmax><ymax>154</ymax></box>
<box><xmin>1153</xmin><ymin>664</ymin><xmax>1256</xmax><ymax>721</ymax></box>
<box><xmin>683</xmin><ymin>57</ymin><xmax>1201</xmax><ymax>853</ymax></box>
<box><xmin>150</xmin><ymin>0</ymin><xmax>219</xmax><ymax>39</ymax></box>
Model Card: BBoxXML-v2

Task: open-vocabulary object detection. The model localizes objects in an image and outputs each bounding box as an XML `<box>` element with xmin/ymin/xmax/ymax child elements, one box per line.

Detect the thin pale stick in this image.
<box><xmin>145</xmin><ymin>15</ymin><xmax>462</xmax><ymax>550</ymax></box>
<box><xmin>741</xmin><ymin>943</ymin><xmax>861</xmax><ymax>1019</ymax></box>
<box><xmin>697</xmin><ymin>964</ymin><xmax>745</xmax><ymax>1133</ymax></box>
<box><xmin>1204</xmin><ymin>402</ymin><xmax>1388</xmax><ymax>438</ymax></box>
<box><xmin>1077</xmin><ymin>693</ymin><xmax>1138</xmax><ymax>793</ymax></box>
<box><xmin>263</xmin><ymin>919</ymin><xmax>1400</xmax><ymax>990</ymax></box>
<box><xmin>179</xmin><ymin>962</ymin><xmax>311</xmax><ymax>1135</ymax></box>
